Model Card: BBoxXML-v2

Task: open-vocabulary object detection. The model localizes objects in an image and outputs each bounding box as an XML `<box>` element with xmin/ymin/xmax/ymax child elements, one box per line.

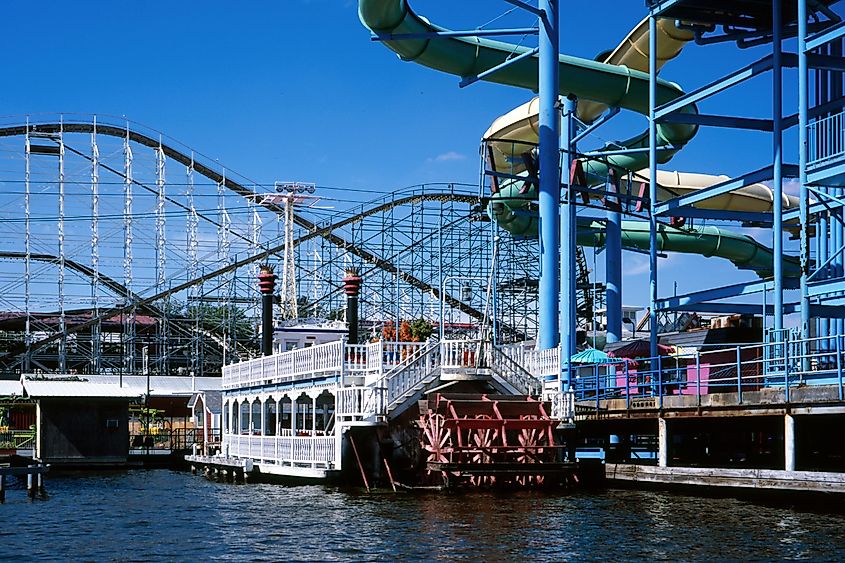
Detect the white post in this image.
<box><xmin>312</xmin><ymin>396</ymin><xmax>317</xmax><ymax>434</ymax></box>
<box><xmin>260</xmin><ymin>398</ymin><xmax>266</xmax><ymax>437</ymax></box>
<box><xmin>291</xmin><ymin>397</ymin><xmax>297</xmax><ymax>434</ymax></box>
<box><xmin>339</xmin><ymin>336</ymin><xmax>348</xmax><ymax>386</ymax></box>
<box><xmin>248</xmin><ymin>400</ymin><xmax>254</xmax><ymax>435</ymax></box>
<box><xmin>234</xmin><ymin>400</ymin><xmax>239</xmax><ymax>435</ymax></box>
<box><xmin>202</xmin><ymin>396</ymin><xmax>209</xmax><ymax>451</ymax></box>
<box><xmin>276</xmin><ymin>398</ymin><xmax>282</xmax><ymax>435</ymax></box>
<box><xmin>658</xmin><ymin>417</ymin><xmax>669</xmax><ymax>468</ymax></box>
<box><xmin>785</xmin><ymin>414</ymin><xmax>796</xmax><ymax>472</ymax></box>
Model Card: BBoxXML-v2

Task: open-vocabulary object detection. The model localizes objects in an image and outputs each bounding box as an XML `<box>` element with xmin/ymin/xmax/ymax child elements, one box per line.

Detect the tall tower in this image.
<box><xmin>279</xmin><ymin>191</ymin><xmax>299</xmax><ymax>321</ymax></box>
<box><xmin>268</xmin><ymin>181</ymin><xmax>317</xmax><ymax>321</ymax></box>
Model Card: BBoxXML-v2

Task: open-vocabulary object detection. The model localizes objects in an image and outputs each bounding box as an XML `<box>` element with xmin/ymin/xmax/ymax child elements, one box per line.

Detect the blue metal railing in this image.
<box><xmin>571</xmin><ymin>333</ymin><xmax>845</xmax><ymax>408</ymax></box>
<box><xmin>808</xmin><ymin>110</ymin><xmax>845</xmax><ymax>167</ymax></box>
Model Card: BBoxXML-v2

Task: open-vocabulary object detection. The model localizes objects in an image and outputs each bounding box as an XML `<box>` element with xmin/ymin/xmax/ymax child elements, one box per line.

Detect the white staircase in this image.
<box><xmin>486</xmin><ymin>346</ymin><xmax>542</xmax><ymax>396</ymax></box>
<box><xmin>383</xmin><ymin>341</ymin><xmax>441</xmax><ymax>416</ymax></box>
<box><xmin>379</xmin><ymin>340</ymin><xmax>543</xmax><ymax>418</ymax></box>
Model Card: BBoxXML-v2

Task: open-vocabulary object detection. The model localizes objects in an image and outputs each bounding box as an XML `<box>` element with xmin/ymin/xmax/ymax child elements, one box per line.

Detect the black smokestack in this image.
<box><xmin>258</xmin><ymin>265</ymin><xmax>277</xmax><ymax>356</ymax></box>
<box><xmin>343</xmin><ymin>268</ymin><xmax>362</xmax><ymax>343</ymax></box>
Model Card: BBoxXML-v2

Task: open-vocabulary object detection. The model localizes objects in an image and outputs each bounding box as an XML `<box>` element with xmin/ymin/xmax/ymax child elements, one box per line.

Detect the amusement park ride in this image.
<box><xmin>4</xmin><ymin>0</ymin><xmax>845</xmax><ymax>488</ymax></box>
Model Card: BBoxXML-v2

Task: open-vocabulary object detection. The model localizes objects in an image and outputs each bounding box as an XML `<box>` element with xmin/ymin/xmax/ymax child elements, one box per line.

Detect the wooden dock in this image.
<box><xmin>607</xmin><ymin>463</ymin><xmax>845</xmax><ymax>494</ymax></box>
<box><xmin>0</xmin><ymin>464</ymin><xmax>49</xmax><ymax>501</ymax></box>
<box><xmin>185</xmin><ymin>454</ymin><xmax>253</xmax><ymax>483</ymax></box>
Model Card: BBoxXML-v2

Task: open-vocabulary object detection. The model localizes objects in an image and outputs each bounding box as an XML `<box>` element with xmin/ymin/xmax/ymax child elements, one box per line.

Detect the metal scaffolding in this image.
<box><xmin>646</xmin><ymin>0</ymin><xmax>845</xmax><ymax>354</ymax></box>
<box><xmin>0</xmin><ymin>115</ymin><xmax>549</xmax><ymax>376</ymax></box>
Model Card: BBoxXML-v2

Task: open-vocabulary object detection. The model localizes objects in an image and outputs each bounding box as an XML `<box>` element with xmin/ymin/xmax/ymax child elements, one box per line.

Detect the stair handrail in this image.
<box><xmin>376</xmin><ymin>339</ymin><xmax>441</xmax><ymax>409</ymax></box>
<box><xmin>489</xmin><ymin>345</ymin><xmax>543</xmax><ymax>396</ymax></box>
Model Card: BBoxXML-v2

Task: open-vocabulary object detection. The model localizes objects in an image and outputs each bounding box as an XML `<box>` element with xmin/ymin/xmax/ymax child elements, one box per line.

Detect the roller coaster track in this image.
<box><xmin>0</xmin><ymin>251</ymin><xmax>255</xmax><ymax>360</ymax></box>
<box><xmin>0</xmin><ymin>119</ymin><xmax>506</xmax><ymax>364</ymax></box>
<box><xmin>0</xmin><ymin>251</ymin><xmax>151</xmax><ymax>310</ymax></box>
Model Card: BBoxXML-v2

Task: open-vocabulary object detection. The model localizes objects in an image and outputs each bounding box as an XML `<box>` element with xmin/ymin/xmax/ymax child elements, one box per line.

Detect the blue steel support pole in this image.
<box><xmin>799</xmin><ymin>0</ymin><xmax>811</xmax><ymax>371</ymax></box>
<box><xmin>561</xmin><ymin>95</ymin><xmax>576</xmax><ymax>391</ymax></box>
<box><xmin>606</xmin><ymin>183</ymin><xmax>622</xmax><ymax>345</ymax></box>
<box><xmin>835</xmin><ymin>214</ymin><xmax>844</xmax><ymax>336</ymax></box>
<box><xmin>773</xmin><ymin>0</ymin><xmax>785</xmax><ymax>337</ymax></box>
<box><xmin>835</xmin><ymin>41</ymin><xmax>845</xmax><ymax>341</ymax></box>
<box><xmin>819</xmin><ymin>213</ymin><xmax>829</xmax><ymax>345</ymax></box>
<box><xmin>648</xmin><ymin>14</ymin><xmax>659</xmax><ymax>358</ymax></box>
<box><xmin>538</xmin><ymin>0</ymin><xmax>561</xmax><ymax>351</ymax></box>
<box><xmin>837</xmin><ymin>334</ymin><xmax>842</xmax><ymax>400</ymax></box>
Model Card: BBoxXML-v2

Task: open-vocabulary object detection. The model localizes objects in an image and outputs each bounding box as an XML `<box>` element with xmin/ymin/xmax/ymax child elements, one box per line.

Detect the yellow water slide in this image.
<box><xmin>484</xmin><ymin>17</ymin><xmax>798</xmax><ymax>220</ymax></box>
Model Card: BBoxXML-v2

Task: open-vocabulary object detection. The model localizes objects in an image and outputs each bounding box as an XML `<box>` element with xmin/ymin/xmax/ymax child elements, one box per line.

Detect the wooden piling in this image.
<box><xmin>382</xmin><ymin>455</ymin><xmax>397</xmax><ymax>493</ymax></box>
<box><xmin>349</xmin><ymin>436</ymin><xmax>370</xmax><ymax>493</ymax></box>
<box><xmin>0</xmin><ymin>474</ymin><xmax>5</xmax><ymax>503</ymax></box>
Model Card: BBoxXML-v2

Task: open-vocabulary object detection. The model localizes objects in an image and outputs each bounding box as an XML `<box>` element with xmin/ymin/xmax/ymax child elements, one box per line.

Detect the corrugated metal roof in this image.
<box><xmin>21</xmin><ymin>378</ymin><xmax>142</xmax><ymax>399</ymax></box>
<box><xmin>0</xmin><ymin>380</ymin><xmax>22</xmax><ymax>397</ymax></box>
<box><xmin>82</xmin><ymin>376</ymin><xmax>222</xmax><ymax>396</ymax></box>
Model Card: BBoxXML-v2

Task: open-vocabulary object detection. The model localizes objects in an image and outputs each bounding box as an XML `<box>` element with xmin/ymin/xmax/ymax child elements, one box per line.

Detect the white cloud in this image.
<box><xmin>625</xmin><ymin>254</ymin><xmax>650</xmax><ymax>276</ymax></box>
<box><xmin>429</xmin><ymin>151</ymin><xmax>467</xmax><ymax>163</ymax></box>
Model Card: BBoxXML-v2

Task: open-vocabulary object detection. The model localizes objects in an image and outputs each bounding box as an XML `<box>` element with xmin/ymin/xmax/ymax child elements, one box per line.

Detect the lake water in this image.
<box><xmin>3</xmin><ymin>470</ymin><xmax>845</xmax><ymax>561</ymax></box>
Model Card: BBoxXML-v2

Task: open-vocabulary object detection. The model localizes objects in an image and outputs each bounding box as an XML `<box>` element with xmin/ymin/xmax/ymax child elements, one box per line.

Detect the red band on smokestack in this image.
<box><xmin>258</xmin><ymin>266</ymin><xmax>277</xmax><ymax>295</ymax></box>
<box><xmin>343</xmin><ymin>273</ymin><xmax>362</xmax><ymax>296</ymax></box>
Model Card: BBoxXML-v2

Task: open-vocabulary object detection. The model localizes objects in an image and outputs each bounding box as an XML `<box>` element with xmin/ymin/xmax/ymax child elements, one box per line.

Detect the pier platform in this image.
<box><xmin>607</xmin><ymin>463</ymin><xmax>845</xmax><ymax>495</ymax></box>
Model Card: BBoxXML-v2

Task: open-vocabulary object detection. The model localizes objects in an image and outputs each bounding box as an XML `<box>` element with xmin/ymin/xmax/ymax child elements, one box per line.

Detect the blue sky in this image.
<box><xmin>1</xmin><ymin>0</ymin><xmax>824</xmax><ymax>316</ymax></box>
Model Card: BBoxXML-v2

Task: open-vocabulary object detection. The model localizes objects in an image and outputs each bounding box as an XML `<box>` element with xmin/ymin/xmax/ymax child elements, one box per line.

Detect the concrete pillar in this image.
<box><xmin>658</xmin><ymin>417</ymin><xmax>669</xmax><ymax>468</ymax></box>
<box><xmin>785</xmin><ymin>414</ymin><xmax>796</xmax><ymax>472</ymax></box>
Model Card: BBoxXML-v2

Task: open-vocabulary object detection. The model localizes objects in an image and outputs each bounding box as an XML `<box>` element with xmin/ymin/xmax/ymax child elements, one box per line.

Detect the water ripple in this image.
<box><xmin>2</xmin><ymin>470</ymin><xmax>844</xmax><ymax>562</ymax></box>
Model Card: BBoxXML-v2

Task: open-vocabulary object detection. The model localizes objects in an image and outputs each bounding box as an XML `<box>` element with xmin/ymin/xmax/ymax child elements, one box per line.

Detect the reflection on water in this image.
<box><xmin>2</xmin><ymin>470</ymin><xmax>844</xmax><ymax>561</ymax></box>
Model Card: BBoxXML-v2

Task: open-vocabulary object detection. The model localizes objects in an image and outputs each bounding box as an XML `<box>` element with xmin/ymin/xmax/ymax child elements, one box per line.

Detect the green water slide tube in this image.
<box><xmin>359</xmin><ymin>1</ymin><xmax>796</xmax><ymax>279</ymax></box>
<box><xmin>577</xmin><ymin>218</ymin><xmax>801</xmax><ymax>279</ymax></box>
<box><xmin>358</xmin><ymin>0</ymin><xmax>697</xmax><ymax>179</ymax></box>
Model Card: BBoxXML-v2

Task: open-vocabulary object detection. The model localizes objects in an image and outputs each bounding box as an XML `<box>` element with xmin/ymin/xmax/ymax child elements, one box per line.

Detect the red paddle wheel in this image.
<box><xmin>418</xmin><ymin>393</ymin><xmax>567</xmax><ymax>488</ymax></box>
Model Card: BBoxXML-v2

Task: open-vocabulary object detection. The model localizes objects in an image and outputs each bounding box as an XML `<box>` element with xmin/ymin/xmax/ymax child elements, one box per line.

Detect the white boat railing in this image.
<box><xmin>383</xmin><ymin>341</ymin><xmax>440</xmax><ymax>408</ymax></box>
<box><xmin>440</xmin><ymin>339</ymin><xmax>483</xmax><ymax>369</ymax></box>
<box><xmin>223</xmin><ymin>339</ymin><xmax>401</xmax><ymax>390</ymax></box>
<box><xmin>224</xmin><ymin>433</ymin><xmax>335</xmax><ymax>465</ymax></box>
<box><xmin>222</xmin><ymin>340</ymin><xmax>346</xmax><ymax>389</ymax></box>
<box><xmin>488</xmin><ymin>346</ymin><xmax>543</xmax><ymax>396</ymax></box>
<box><xmin>524</xmin><ymin>347</ymin><xmax>561</xmax><ymax>378</ymax></box>
<box><xmin>336</xmin><ymin>386</ymin><xmax>386</xmax><ymax>419</ymax></box>
<box><xmin>551</xmin><ymin>390</ymin><xmax>576</xmax><ymax>421</ymax></box>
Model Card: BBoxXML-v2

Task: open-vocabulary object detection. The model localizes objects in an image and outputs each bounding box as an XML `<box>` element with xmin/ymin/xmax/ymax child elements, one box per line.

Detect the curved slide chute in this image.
<box><xmin>359</xmin><ymin>2</ymin><xmax>799</xmax><ymax>279</ymax></box>
<box><xmin>359</xmin><ymin>0</ymin><xmax>698</xmax><ymax>180</ymax></box>
<box><xmin>576</xmin><ymin>218</ymin><xmax>800</xmax><ymax>278</ymax></box>
<box><xmin>482</xmin><ymin>17</ymin><xmax>798</xmax><ymax>236</ymax></box>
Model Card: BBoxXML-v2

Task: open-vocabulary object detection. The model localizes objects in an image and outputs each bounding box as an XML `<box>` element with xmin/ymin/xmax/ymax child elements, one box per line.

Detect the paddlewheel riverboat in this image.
<box><xmin>186</xmin><ymin>268</ymin><xmax>575</xmax><ymax>488</ymax></box>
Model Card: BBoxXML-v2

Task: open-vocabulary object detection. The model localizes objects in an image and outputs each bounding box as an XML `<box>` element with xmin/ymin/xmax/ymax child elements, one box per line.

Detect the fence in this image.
<box><xmin>222</xmin><ymin>339</ymin><xmax>432</xmax><ymax>390</ymax></box>
<box><xmin>336</xmin><ymin>386</ymin><xmax>386</xmax><ymax>419</ymax></box>
<box><xmin>808</xmin><ymin>110</ymin><xmax>845</xmax><ymax>166</ymax></box>
<box><xmin>129</xmin><ymin>428</ymin><xmax>218</xmax><ymax>451</ymax></box>
<box><xmin>0</xmin><ymin>429</ymin><xmax>34</xmax><ymax>450</ymax></box>
<box><xmin>569</xmin><ymin>334</ymin><xmax>845</xmax><ymax>408</ymax></box>
<box><xmin>224</xmin><ymin>434</ymin><xmax>335</xmax><ymax>466</ymax></box>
